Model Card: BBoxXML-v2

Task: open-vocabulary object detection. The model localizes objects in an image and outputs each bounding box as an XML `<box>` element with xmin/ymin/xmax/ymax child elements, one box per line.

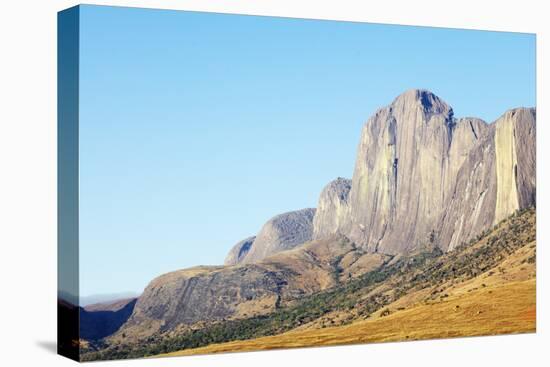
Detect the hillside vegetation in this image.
<box><xmin>82</xmin><ymin>208</ymin><xmax>535</xmax><ymax>361</ymax></box>
<box><xmin>162</xmin><ymin>279</ymin><xmax>535</xmax><ymax>356</ymax></box>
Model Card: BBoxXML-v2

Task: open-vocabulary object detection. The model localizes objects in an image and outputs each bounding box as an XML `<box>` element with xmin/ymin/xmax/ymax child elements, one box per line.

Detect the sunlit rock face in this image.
<box><xmin>345</xmin><ymin>89</ymin><xmax>457</xmax><ymax>253</ymax></box>
<box><xmin>343</xmin><ymin>89</ymin><xmax>535</xmax><ymax>254</ymax></box>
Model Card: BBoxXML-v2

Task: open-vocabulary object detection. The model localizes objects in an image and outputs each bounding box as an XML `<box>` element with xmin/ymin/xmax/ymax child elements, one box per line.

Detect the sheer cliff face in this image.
<box><xmin>343</xmin><ymin>90</ymin><xmax>535</xmax><ymax>254</ymax></box>
<box><xmin>436</xmin><ymin>121</ymin><xmax>497</xmax><ymax>251</ymax></box>
<box><xmin>494</xmin><ymin>108</ymin><xmax>536</xmax><ymax>223</ymax></box>
<box><xmin>346</xmin><ymin>90</ymin><xmax>456</xmax><ymax>253</ymax></box>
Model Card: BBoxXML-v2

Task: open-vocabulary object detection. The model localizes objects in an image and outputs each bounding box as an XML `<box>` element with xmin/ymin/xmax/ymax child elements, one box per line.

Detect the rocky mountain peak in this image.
<box><xmin>391</xmin><ymin>89</ymin><xmax>453</xmax><ymax>122</ymax></box>
<box><xmin>345</xmin><ymin>91</ymin><xmax>535</xmax><ymax>254</ymax></box>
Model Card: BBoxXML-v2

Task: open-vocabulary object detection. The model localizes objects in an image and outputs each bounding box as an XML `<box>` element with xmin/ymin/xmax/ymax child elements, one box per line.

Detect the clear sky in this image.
<box><xmin>78</xmin><ymin>5</ymin><xmax>535</xmax><ymax>297</ymax></box>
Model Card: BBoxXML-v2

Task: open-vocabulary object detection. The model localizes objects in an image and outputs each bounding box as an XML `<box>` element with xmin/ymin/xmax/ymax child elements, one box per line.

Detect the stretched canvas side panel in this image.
<box><xmin>57</xmin><ymin>5</ymin><xmax>80</xmax><ymax>362</ymax></box>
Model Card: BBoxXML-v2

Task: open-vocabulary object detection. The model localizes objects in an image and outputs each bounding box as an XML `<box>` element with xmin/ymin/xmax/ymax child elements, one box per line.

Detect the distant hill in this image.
<box><xmin>80</xmin><ymin>298</ymin><xmax>137</xmax><ymax>341</ymax></box>
<box><xmin>80</xmin><ymin>292</ymin><xmax>140</xmax><ymax>307</ymax></box>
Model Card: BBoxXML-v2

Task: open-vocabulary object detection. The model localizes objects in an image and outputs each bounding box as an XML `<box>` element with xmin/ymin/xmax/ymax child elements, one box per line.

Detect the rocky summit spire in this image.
<box><xmin>392</xmin><ymin>89</ymin><xmax>453</xmax><ymax>120</ymax></box>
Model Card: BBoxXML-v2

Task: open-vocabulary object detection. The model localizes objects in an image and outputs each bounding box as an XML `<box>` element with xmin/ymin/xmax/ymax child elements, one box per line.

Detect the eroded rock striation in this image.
<box><xmin>343</xmin><ymin>90</ymin><xmax>535</xmax><ymax>253</ymax></box>
<box><xmin>494</xmin><ymin>108</ymin><xmax>536</xmax><ymax>223</ymax></box>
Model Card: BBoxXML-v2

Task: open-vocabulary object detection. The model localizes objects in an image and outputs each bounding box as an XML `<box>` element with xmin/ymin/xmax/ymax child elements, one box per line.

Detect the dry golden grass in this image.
<box><xmin>161</xmin><ymin>278</ymin><xmax>535</xmax><ymax>357</ymax></box>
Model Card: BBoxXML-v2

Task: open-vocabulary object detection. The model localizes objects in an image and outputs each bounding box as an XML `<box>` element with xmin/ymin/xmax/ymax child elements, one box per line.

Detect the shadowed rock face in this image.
<box><xmin>224</xmin><ymin>236</ymin><xmax>256</xmax><ymax>265</ymax></box>
<box><xmin>239</xmin><ymin>208</ymin><xmax>316</xmax><ymax>264</ymax></box>
<box><xmin>80</xmin><ymin>298</ymin><xmax>137</xmax><ymax>340</ymax></box>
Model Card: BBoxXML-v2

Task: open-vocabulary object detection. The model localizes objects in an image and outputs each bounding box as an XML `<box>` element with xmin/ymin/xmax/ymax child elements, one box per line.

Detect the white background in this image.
<box><xmin>0</xmin><ymin>0</ymin><xmax>548</xmax><ymax>365</ymax></box>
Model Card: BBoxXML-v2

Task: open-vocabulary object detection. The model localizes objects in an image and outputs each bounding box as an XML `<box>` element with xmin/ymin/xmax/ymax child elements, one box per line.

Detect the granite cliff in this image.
<box><xmin>342</xmin><ymin>90</ymin><xmax>535</xmax><ymax>253</ymax></box>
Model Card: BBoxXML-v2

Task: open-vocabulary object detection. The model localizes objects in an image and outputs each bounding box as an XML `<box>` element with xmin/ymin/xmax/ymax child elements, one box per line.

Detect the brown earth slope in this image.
<box><xmin>112</xmin><ymin>236</ymin><xmax>390</xmax><ymax>343</ymax></box>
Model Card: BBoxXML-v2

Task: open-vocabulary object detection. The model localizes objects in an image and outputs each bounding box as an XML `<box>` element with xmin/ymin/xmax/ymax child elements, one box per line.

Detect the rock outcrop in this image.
<box><xmin>238</xmin><ymin>208</ymin><xmax>316</xmax><ymax>264</ymax></box>
<box><xmin>224</xmin><ymin>236</ymin><xmax>255</xmax><ymax>265</ymax></box>
<box><xmin>312</xmin><ymin>177</ymin><xmax>351</xmax><ymax>239</ymax></box>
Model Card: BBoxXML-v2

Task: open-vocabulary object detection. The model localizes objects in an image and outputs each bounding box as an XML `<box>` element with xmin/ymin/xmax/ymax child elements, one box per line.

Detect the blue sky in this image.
<box><xmin>78</xmin><ymin>5</ymin><xmax>535</xmax><ymax>297</ymax></box>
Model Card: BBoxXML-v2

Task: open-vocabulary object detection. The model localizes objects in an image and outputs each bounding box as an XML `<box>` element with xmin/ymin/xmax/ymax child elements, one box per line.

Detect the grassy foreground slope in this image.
<box><xmin>162</xmin><ymin>279</ymin><xmax>535</xmax><ymax>356</ymax></box>
<box><xmin>162</xmin><ymin>208</ymin><xmax>536</xmax><ymax>357</ymax></box>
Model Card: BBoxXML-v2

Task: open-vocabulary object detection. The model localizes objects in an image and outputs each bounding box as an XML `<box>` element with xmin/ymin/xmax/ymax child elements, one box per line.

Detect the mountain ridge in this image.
<box><xmin>79</xmin><ymin>90</ymin><xmax>536</xmax><ymax>359</ymax></box>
